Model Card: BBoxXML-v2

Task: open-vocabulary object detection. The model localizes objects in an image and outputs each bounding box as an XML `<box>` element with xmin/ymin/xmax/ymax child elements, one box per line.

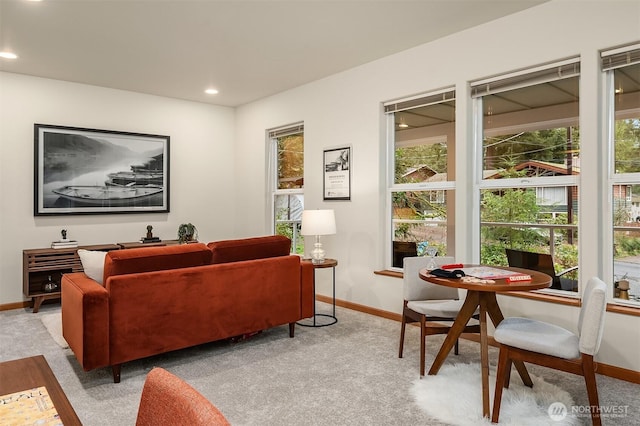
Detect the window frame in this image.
<box><xmin>384</xmin><ymin>88</ymin><xmax>456</xmax><ymax>270</ymax></box>
<box><xmin>603</xmin><ymin>44</ymin><xmax>640</xmax><ymax>307</ymax></box>
<box><xmin>471</xmin><ymin>59</ymin><xmax>581</xmax><ymax>296</ymax></box>
<box><xmin>267</xmin><ymin>123</ymin><xmax>304</xmax><ymax>254</ymax></box>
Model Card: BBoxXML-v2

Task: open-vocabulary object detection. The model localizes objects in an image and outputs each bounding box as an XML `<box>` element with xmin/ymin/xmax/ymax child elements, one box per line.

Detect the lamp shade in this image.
<box><xmin>301</xmin><ymin>209</ymin><xmax>336</xmax><ymax>236</ymax></box>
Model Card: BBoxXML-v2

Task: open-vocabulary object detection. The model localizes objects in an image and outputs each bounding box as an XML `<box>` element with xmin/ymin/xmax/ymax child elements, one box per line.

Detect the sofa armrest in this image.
<box><xmin>61</xmin><ymin>272</ymin><xmax>110</xmax><ymax>371</ymax></box>
<box><xmin>300</xmin><ymin>261</ymin><xmax>314</xmax><ymax>318</ymax></box>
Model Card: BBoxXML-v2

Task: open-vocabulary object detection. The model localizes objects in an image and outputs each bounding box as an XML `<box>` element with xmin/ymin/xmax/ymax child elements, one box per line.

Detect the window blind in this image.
<box><xmin>471</xmin><ymin>58</ymin><xmax>580</xmax><ymax>98</ymax></box>
<box><xmin>384</xmin><ymin>89</ymin><xmax>455</xmax><ymax>114</ymax></box>
<box><xmin>268</xmin><ymin>122</ymin><xmax>304</xmax><ymax>139</ymax></box>
<box><xmin>601</xmin><ymin>45</ymin><xmax>640</xmax><ymax>71</ymax></box>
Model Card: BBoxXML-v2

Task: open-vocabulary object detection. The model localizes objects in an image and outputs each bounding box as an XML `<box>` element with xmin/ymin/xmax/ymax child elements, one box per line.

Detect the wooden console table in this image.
<box><xmin>0</xmin><ymin>355</ymin><xmax>82</xmax><ymax>425</ymax></box>
<box><xmin>23</xmin><ymin>243</ymin><xmax>120</xmax><ymax>313</ymax></box>
<box><xmin>23</xmin><ymin>239</ymin><xmax>182</xmax><ymax>312</ymax></box>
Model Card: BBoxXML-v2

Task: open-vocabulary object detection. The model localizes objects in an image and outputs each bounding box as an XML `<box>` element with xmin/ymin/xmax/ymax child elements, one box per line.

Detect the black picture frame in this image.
<box><xmin>323</xmin><ymin>146</ymin><xmax>351</xmax><ymax>201</ymax></box>
<box><xmin>34</xmin><ymin>124</ymin><xmax>170</xmax><ymax>216</ymax></box>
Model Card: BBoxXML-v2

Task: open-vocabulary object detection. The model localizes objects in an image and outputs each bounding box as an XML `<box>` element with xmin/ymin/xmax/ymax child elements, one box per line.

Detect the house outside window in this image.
<box><xmin>603</xmin><ymin>45</ymin><xmax>640</xmax><ymax>304</ymax></box>
<box><xmin>472</xmin><ymin>59</ymin><xmax>581</xmax><ymax>292</ymax></box>
<box><xmin>268</xmin><ymin>123</ymin><xmax>304</xmax><ymax>254</ymax></box>
<box><xmin>384</xmin><ymin>89</ymin><xmax>456</xmax><ymax>269</ymax></box>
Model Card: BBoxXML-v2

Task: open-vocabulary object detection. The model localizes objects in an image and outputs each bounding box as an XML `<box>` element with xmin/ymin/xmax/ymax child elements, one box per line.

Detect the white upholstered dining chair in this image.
<box><xmin>491</xmin><ymin>276</ymin><xmax>607</xmax><ymax>425</ymax></box>
<box><xmin>398</xmin><ymin>256</ymin><xmax>480</xmax><ymax>376</ymax></box>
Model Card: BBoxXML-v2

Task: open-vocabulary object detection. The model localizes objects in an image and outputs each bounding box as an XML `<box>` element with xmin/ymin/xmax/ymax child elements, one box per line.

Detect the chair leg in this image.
<box><xmin>399</xmin><ymin>314</ymin><xmax>407</xmax><ymax>358</ymax></box>
<box><xmin>503</xmin><ymin>358</ymin><xmax>512</xmax><ymax>389</ymax></box>
<box><xmin>491</xmin><ymin>347</ymin><xmax>510</xmax><ymax>424</ymax></box>
<box><xmin>582</xmin><ymin>354</ymin><xmax>602</xmax><ymax>426</ymax></box>
<box><xmin>420</xmin><ymin>315</ymin><xmax>426</xmax><ymax>377</ymax></box>
<box><xmin>454</xmin><ymin>339</ymin><xmax>459</xmax><ymax>355</ymax></box>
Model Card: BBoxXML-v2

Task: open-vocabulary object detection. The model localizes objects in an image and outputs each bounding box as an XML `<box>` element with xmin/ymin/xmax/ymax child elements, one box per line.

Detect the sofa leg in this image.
<box><xmin>112</xmin><ymin>364</ymin><xmax>121</xmax><ymax>383</ymax></box>
<box><xmin>289</xmin><ymin>322</ymin><xmax>295</xmax><ymax>338</ymax></box>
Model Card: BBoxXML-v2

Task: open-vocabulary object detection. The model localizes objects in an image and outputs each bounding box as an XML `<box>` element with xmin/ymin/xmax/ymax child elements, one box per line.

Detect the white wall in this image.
<box><xmin>0</xmin><ymin>72</ymin><xmax>236</xmax><ymax>304</ymax></box>
<box><xmin>235</xmin><ymin>1</ymin><xmax>640</xmax><ymax>371</ymax></box>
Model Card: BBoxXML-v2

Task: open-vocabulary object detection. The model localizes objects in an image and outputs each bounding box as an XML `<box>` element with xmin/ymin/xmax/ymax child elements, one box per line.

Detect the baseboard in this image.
<box><xmin>317</xmin><ymin>295</ymin><xmax>640</xmax><ymax>385</ymax></box>
<box><xmin>0</xmin><ymin>301</ymin><xmax>29</xmax><ymax>311</ymax></box>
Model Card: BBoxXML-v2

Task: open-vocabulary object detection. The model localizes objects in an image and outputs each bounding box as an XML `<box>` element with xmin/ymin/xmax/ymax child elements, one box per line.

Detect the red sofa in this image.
<box><xmin>61</xmin><ymin>236</ymin><xmax>314</xmax><ymax>382</ymax></box>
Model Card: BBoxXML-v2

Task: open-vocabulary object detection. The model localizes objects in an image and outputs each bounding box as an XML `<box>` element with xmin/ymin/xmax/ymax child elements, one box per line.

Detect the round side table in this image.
<box><xmin>297</xmin><ymin>258</ymin><xmax>338</xmax><ymax>327</ymax></box>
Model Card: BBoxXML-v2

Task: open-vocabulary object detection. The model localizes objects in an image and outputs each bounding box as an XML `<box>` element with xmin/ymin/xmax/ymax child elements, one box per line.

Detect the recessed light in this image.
<box><xmin>0</xmin><ymin>52</ymin><xmax>18</xmax><ymax>59</ymax></box>
<box><xmin>205</xmin><ymin>88</ymin><xmax>219</xmax><ymax>95</ymax></box>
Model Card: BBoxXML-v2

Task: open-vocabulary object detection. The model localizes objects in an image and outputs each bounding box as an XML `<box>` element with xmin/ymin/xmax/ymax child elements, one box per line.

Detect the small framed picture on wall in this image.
<box><xmin>323</xmin><ymin>146</ymin><xmax>351</xmax><ymax>201</ymax></box>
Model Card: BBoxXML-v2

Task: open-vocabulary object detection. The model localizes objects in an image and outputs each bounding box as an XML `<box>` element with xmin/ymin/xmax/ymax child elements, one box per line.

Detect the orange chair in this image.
<box><xmin>136</xmin><ymin>367</ymin><xmax>230</xmax><ymax>426</ymax></box>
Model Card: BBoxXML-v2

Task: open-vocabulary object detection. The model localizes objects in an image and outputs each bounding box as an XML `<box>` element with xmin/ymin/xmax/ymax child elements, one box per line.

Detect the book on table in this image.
<box><xmin>51</xmin><ymin>240</ymin><xmax>78</xmax><ymax>249</ymax></box>
<box><xmin>0</xmin><ymin>386</ymin><xmax>60</xmax><ymax>425</ymax></box>
<box><xmin>460</xmin><ymin>266</ymin><xmax>530</xmax><ymax>280</ymax></box>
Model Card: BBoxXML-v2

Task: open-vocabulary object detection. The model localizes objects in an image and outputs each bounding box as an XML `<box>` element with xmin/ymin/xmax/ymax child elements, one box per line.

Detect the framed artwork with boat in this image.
<box><xmin>34</xmin><ymin>124</ymin><xmax>170</xmax><ymax>216</ymax></box>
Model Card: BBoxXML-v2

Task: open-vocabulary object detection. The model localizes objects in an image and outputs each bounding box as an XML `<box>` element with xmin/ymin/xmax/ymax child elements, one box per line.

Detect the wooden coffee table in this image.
<box><xmin>0</xmin><ymin>355</ymin><xmax>82</xmax><ymax>425</ymax></box>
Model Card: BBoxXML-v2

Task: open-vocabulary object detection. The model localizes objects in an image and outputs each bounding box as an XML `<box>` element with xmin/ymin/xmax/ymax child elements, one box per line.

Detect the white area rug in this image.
<box><xmin>40</xmin><ymin>312</ymin><xmax>69</xmax><ymax>349</ymax></box>
<box><xmin>411</xmin><ymin>363</ymin><xmax>581</xmax><ymax>426</ymax></box>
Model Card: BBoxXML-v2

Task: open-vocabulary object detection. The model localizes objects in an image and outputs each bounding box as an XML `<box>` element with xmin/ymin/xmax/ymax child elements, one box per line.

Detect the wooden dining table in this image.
<box><xmin>419</xmin><ymin>265</ymin><xmax>552</xmax><ymax>419</ymax></box>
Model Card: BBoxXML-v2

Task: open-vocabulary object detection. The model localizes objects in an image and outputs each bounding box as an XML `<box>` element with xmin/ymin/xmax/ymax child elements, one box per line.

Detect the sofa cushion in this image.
<box><xmin>103</xmin><ymin>243</ymin><xmax>213</xmax><ymax>284</ymax></box>
<box><xmin>77</xmin><ymin>249</ymin><xmax>108</xmax><ymax>285</ymax></box>
<box><xmin>207</xmin><ymin>235</ymin><xmax>291</xmax><ymax>264</ymax></box>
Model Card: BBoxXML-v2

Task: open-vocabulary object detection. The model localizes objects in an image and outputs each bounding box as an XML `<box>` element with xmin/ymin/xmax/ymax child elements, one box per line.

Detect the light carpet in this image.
<box><xmin>40</xmin><ymin>312</ymin><xmax>69</xmax><ymax>349</ymax></box>
<box><xmin>411</xmin><ymin>363</ymin><xmax>581</xmax><ymax>426</ymax></box>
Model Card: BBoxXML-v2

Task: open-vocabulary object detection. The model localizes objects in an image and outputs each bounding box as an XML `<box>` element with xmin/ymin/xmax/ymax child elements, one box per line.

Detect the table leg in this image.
<box><xmin>479</xmin><ymin>295</ymin><xmax>490</xmax><ymax>418</ymax></box>
<box><xmin>485</xmin><ymin>293</ymin><xmax>533</xmax><ymax>387</ymax></box>
<box><xmin>428</xmin><ymin>290</ymin><xmax>480</xmax><ymax>375</ymax></box>
<box><xmin>32</xmin><ymin>296</ymin><xmax>44</xmax><ymax>313</ymax></box>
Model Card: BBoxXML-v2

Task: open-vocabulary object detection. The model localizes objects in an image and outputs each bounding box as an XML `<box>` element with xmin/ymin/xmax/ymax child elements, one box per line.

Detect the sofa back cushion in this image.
<box><xmin>207</xmin><ymin>235</ymin><xmax>291</xmax><ymax>264</ymax></box>
<box><xmin>103</xmin><ymin>243</ymin><xmax>213</xmax><ymax>283</ymax></box>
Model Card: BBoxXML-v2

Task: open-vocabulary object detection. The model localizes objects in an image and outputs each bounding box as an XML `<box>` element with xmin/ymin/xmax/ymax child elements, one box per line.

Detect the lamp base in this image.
<box><xmin>310</xmin><ymin>239</ymin><xmax>326</xmax><ymax>264</ymax></box>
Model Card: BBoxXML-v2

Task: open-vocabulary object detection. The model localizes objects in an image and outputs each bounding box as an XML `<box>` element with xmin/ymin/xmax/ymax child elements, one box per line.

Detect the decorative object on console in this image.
<box><xmin>51</xmin><ymin>229</ymin><xmax>78</xmax><ymax>249</ymax></box>
<box><xmin>43</xmin><ymin>275</ymin><xmax>57</xmax><ymax>293</ymax></box>
<box><xmin>142</xmin><ymin>225</ymin><xmax>161</xmax><ymax>243</ymax></box>
<box><xmin>301</xmin><ymin>209</ymin><xmax>336</xmax><ymax>264</ymax></box>
<box><xmin>177</xmin><ymin>223</ymin><xmax>198</xmax><ymax>243</ymax></box>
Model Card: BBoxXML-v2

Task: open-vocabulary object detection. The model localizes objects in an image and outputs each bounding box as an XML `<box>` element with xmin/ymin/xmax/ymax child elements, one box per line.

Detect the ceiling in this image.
<box><xmin>0</xmin><ymin>0</ymin><xmax>547</xmax><ymax>107</ymax></box>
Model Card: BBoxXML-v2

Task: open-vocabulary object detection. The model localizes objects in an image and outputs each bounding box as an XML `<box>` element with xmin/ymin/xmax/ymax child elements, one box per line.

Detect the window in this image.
<box><xmin>268</xmin><ymin>123</ymin><xmax>304</xmax><ymax>254</ymax></box>
<box><xmin>603</xmin><ymin>45</ymin><xmax>640</xmax><ymax>304</ymax></box>
<box><xmin>472</xmin><ymin>59</ymin><xmax>580</xmax><ymax>292</ymax></box>
<box><xmin>385</xmin><ymin>89</ymin><xmax>456</xmax><ymax>269</ymax></box>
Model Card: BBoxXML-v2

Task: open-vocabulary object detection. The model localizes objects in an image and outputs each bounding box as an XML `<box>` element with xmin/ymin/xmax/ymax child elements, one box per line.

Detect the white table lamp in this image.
<box><xmin>301</xmin><ymin>209</ymin><xmax>336</xmax><ymax>264</ymax></box>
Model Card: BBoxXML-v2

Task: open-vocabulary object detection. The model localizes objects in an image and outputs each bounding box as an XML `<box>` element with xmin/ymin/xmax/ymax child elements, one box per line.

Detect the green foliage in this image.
<box><xmin>554</xmin><ymin>244</ymin><xmax>579</xmax><ymax>278</ymax></box>
<box><xmin>483</xmin><ymin>128</ymin><xmax>579</xmax><ymax>170</ymax></box>
<box><xmin>481</xmin><ymin>188</ymin><xmax>544</xmax><ymax>246</ymax></box>
<box><xmin>614</xmin><ymin>118</ymin><xmax>640</xmax><ymax>173</ymax></box>
<box><xmin>480</xmin><ymin>243</ymin><xmax>509</xmax><ymax>266</ymax></box>
<box><xmin>615</xmin><ymin>234</ymin><xmax>640</xmax><ymax>258</ymax></box>
<box><xmin>394</xmin><ymin>143</ymin><xmax>447</xmax><ymax>181</ymax></box>
<box><xmin>177</xmin><ymin>223</ymin><xmax>197</xmax><ymax>243</ymax></box>
<box><xmin>275</xmin><ymin>222</ymin><xmax>304</xmax><ymax>255</ymax></box>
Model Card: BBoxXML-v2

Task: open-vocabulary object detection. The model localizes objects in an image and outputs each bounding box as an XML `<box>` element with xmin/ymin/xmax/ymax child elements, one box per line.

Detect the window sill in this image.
<box><xmin>375</xmin><ymin>269</ymin><xmax>640</xmax><ymax>317</ymax></box>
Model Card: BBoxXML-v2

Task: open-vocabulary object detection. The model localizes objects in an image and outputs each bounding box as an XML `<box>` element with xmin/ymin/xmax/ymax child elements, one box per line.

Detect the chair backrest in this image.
<box><xmin>403</xmin><ymin>256</ymin><xmax>459</xmax><ymax>301</ymax></box>
<box><xmin>136</xmin><ymin>367</ymin><xmax>230</xmax><ymax>426</ymax></box>
<box><xmin>505</xmin><ymin>248</ymin><xmax>561</xmax><ymax>289</ymax></box>
<box><xmin>577</xmin><ymin>277</ymin><xmax>607</xmax><ymax>356</ymax></box>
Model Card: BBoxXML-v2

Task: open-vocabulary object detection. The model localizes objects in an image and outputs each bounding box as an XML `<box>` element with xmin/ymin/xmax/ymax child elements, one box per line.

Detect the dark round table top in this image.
<box><xmin>419</xmin><ymin>264</ymin><xmax>551</xmax><ymax>292</ymax></box>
